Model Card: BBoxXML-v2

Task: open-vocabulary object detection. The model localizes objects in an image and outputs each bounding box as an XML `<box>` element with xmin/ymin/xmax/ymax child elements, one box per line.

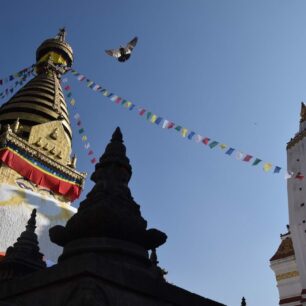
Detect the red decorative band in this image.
<box><xmin>0</xmin><ymin>148</ymin><xmax>81</xmax><ymax>201</ymax></box>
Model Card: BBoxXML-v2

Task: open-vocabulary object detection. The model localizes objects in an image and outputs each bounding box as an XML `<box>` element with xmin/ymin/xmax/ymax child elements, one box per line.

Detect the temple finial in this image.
<box><xmin>112</xmin><ymin>127</ymin><xmax>123</xmax><ymax>143</ymax></box>
<box><xmin>56</xmin><ymin>27</ymin><xmax>66</xmax><ymax>42</ymax></box>
<box><xmin>241</xmin><ymin>297</ymin><xmax>246</xmax><ymax>306</ymax></box>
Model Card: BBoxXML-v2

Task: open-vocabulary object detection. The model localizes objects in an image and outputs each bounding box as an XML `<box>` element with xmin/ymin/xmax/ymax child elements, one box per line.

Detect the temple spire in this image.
<box><xmin>0</xmin><ymin>209</ymin><xmax>46</xmax><ymax>281</ymax></box>
<box><xmin>50</xmin><ymin>127</ymin><xmax>167</xmax><ymax>252</ymax></box>
<box><xmin>56</xmin><ymin>27</ymin><xmax>66</xmax><ymax>42</ymax></box>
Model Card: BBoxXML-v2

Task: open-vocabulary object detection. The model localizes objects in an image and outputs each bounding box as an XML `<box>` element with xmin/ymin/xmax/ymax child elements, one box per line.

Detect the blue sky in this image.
<box><xmin>1</xmin><ymin>1</ymin><xmax>306</xmax><ymax>305</ymax></box>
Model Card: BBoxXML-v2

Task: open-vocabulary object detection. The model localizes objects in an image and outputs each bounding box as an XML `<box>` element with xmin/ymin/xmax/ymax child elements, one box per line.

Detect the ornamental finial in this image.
<box><xmin>56</xmin><ymin>27</ymin><xmax>66</xmax><ymax>42</ymax></box>
<box><xmin>300</xmin><ymin>102</ymin><xmax>306</xmax><ymax>122</ymax></box>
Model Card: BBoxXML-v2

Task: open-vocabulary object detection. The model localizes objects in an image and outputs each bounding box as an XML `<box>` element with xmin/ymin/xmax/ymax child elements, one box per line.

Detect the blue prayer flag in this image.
<box><xmin>225</xmin><ymin>147</ymin><xmax>235</xmax><ymax>155</ymax></box>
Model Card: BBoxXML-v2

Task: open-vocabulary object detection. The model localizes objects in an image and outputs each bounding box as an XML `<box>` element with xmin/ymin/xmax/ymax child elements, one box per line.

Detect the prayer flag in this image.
<box><xmin>151</xmin><ymin>115</ymin><xmax>157</xmax><ymax>123</ymax></box>
<box><xmin>195</xmin><ymin>135</ymin><xmax>203</xmax><ymax>143</ymax></box>
<box><xmin>225</xmin><ymin>148</ymin><xmax>235</xmax><ymax>155</ymax></box>
<box><xmin>274</xmin><ymin>166</ymin><xmax>281</xmax><ymax>173</ymax></box>
<box><xmin>62</xmin><ymin>78</ymin><xmax>68</xmax><ymax>83</ymax></box>
<box><xmin>78</xmin><ymin>128</ymin><xmax>84</xmax><ymax>134</ymax></box>
<box><xmin>110</xmin><ymin>95</ymin><xmax>118</xmax><ymax>102</ymax></box>
<box><xmin>263</xmin><ymin>163</ymin><xmax>272</xmax><ymax>172</ymax></box>
<box><xmin>77</xmin><ymin>120</ymin><xmax>81</xmax><ymax>126</ymax></box>
<box><xmin>236</xmin><ymin>151</ymin><xmax>244</xmax><ymax>160</ymax></box>
<box><xmin>77</xmin><ymin>74</ymin><xmax>85</xmax><ymax>81</ymax></box>
<box><xmin>88</xmin><ymin>150</ymin><xmax>94</xmax><ymax>156</ymax></box>
<box><xmin>129</xmin><ymin>104</ymin><xmax>135</xmax><ymax>111</ymax></box>
<box><xmin>93</xmin><ymin>84</ymin><xmax>101</xmax><ymax>91</ymax></box>
<box><xmin>115</xmin><ymin>97</ymin><xmax>122</xmax><ymax>104</ymax></box>
<box><xmin>74</xmin><ymin>113</ymin><xmax>80</xmax><ymax>120</ymax></box>
<box><xmin>87</xmin><ymin>81</ymin><xmax>94</xmax><ymax>88</ymax></box>
<box><xmin>220</xmin><ymin>144</ymin><xmax>227</xmax><ymax>150</ymax></box>
<box><xmin>9</xmin><ymin>75</ymin><xmax>14</xmax><ymax>81</ymax></box>
<box><xmin>181</xmin><ymin>128</ymin><xmax>188</xmax><ymax>137</ymax></box>
<box><xmin>125</xmin><ymin>101</ymin><xmax>132</xmax><ymax>108</ymax></box>
<box><xmin>252</xmin><ymin>158</ymin><xmax>261</xmax><ymax>166</ymax></box>
<box><xmin>209</xmin><ymin>141</ymin><xmax>219</xmax><ymax>148</ymax></box>
<box><xmin>84</xmin><ymin>143</ymin><xmax>90</xmax><ymax>149</ymax></box>
<box><xmin>155</xmin><ymin>117</ymin><xmax>163</xmax><ymax>125</ymax></box>
<box><xmin>67</xmin><ymin>92</ymin><xmax>72</xmax><ymax>98</ymax></box>
<box><xmin>70</xmin><ymin>98</ymin><xmax>75</xmax><ymax>106</ymax></box>
<box><xmin>0</xmin><ymin>80</ymin><xmax>2</xmax><ymax>85</ymax></box>
<box><xmin>162</xmin><ymin>120</ymin><xmax>169</xmax><ymax>128</ymax></box>
<box><xmin>139</xmin><ymin>108</ymin><xmax>146</xmax><ymax>116</ymax></box>
<box><xmin>203</xmin><ymin>138</ymin><xmax>210</xmax><ymax>145</ymax></box>
<box><xmin>71</xmin><ymin>70</ymin><xmax>78</xmax><ymax>75</ymax></box>
<box><xmin>64</xmin><ymin>85</ymin><xmax>71</xmax><ymax>91</ymax></box>
<box><xmin>102</xmin><ymin>90</ymin><xmax>109</xmax><ymax>96</ymax></box>
<box><xmin>82</xmin><ymin>135</ymin><xmax>88</xmax><ymax>142</ymax></box>
<box><xmin>243</xmin><ymin>155</ymin><xmax>253</xmax><ymax>162</ymax></box>
<box><xmin>188</xmin><ymin>132</ymin><xmax>196</xmax><ymax>140</ymax></box>
<box><xmin>91</xmin><ymin>158</ymin><xmax>97</xmax><ymax>164</ymax></box>
<box><xmin>146</xmin><ymin>112</ymin><xmax>152</xmax><ymax>120</ymax></box>
<box><xmin>175</xmin><ymin>125</ymin><xmax>182</xmax><ymax>132</ymax></box>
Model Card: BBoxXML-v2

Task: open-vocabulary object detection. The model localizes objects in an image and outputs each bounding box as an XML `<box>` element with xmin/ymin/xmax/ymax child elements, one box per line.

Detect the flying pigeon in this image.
<box><xmin>105</xmin><ymin>37</ymin><xmax>138</xmax><ymax>62</ymax></box>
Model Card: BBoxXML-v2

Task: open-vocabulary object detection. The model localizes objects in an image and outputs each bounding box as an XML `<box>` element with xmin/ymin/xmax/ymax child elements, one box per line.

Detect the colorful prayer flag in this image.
<box><xmin>91</xmin><ymin>158</ymin><xmax>97</xmax><ymax>164</ymax></box>
<box><xmin>84</xmin><ymin>143</ymin><xmax>90</xmax><ymax>149</ymax></box>
<box><xmin>225</xmin><ymin>148</ymin><xmax>235</xmax><ymax>155</ymax></box>
<box><xmin>175</xmin><ymin>126</ymin><xmax>182</xmax><ymax>132</ymax></box>
<box><xmin>263</xmin><ymin>163</ymin><xmax>272</xmax><ymax>172</ymax></box>
<box><xmin>115</xmin><ymin>97</ymin><xmax>122</xmax><ymax>104</ymax></box>
<box><xmin>62</xmin><ymin>78</ymin><xmax>68</xmax><ymax>83</ymax></box>
<box><xmin>110</xmin><ymin>95</ymin><xmax>118</xmax><ymax>101</ymax></box>
<box><xmin>77</xmin><ymin>120</ymin><xmax>81</xmax><ymax>126</ymax></box>
<box><xmin>64</xmin><ymin>85</ymin><xmax>71</xmax><ymax>91</ymax></box>
<box><xmin>252</xmin><ymin>158</ymin><xmax>261</xmax><ymax>166</ymax></box>
<box><xmin>70</xmin><ymin>98</ymin><xmax>76</xmax><ymax>106</ymax></box>
<box><xmin>146</xmin><ymin>112</ymin><xmax>152</xmax><ymax>120</ymax></box>
<box><xmin>296</xmin><ymin>172</ymin><xmax>304</xmax><ymax>180</ymax></box>
<box><xmin>78</xmin><ymin>128</ymin><xmax>84</xmax><ymax>134</ymax></box>
<box><xmin>220</xmin><ymin>144</ymin><xmax>227</xmax><ymax>150</ymax></box>
<box><xmin>181</xmin><ymin>128</ymin><xmax>188</xmax><ymax>137</ymax></box>
<box><xmin>88</xmin><ymin>150</ymin><xmax>94</xmax><ymax>156</ymax></box>
<box><xmin>236</xmin><ymin>151</ymin><xmax>244</xmax><ymax>160</ymax></box>
<box><xmin>139</xmin><ymin>108</ymin><xmax>146</xmax><ymax>116</ymax></box>
<box><xmin>285</xmin><ymin>171</ymin><xmax>293</xmax><ymax>179</ymax></box>
<box><xmin>274</xmin><ymin>166</ymin><xmax>281</xmax><ymax>173</ymax></box>
<box><xmin>188</xmin><ymin>132</ymin><xmax>196</xmax><ymax>140</ymax></box>
<box><xmin>151</xmin><ymin>115</ymin><xmax>157</xmax><ymax>123</ymax></box>
<box><xmin>74</xmin><ymin>113</ymin><xmax>80</xmax><ymax>120</ymax></box>
<box><xmin>243</xmin><ymin>155</ymin><xmax>253</xmax><ymax>162</ymax></box>
<box><xmin>203</xmin><ymin>138</ymin><xmax>210</xmax><ymax>145</ymax></box>
<box><xmin>82</xmin><ymin>135</ymin><xmax>88</xmax><ymax>142</ymax></box>
<box><xmin>209</xmin><ymin>141</ymin><xmax>219</xmax><ymax>149</ymax></box>
<box><xmin>195</xmin><ymin>135</ymin><xmax>203</xmax><ymax>143</ymax></box>
<box><xmin>155</xmin><ymin>117</ymin><xmax>163</xmax><ymax>125</ymax></box>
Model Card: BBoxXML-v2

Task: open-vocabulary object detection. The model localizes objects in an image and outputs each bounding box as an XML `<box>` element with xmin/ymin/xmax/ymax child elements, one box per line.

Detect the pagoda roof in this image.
<box><xmin>270</xmin><ymin>237</ymin><xmax>295</xmax><ymax>261</ymax></box>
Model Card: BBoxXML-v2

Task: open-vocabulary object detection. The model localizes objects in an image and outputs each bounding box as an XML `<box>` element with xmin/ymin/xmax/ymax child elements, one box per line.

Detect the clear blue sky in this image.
<box><xmin>1</xmin><ymin>1</ymin><xmax>305</xmax><ymax>305</ymax></box>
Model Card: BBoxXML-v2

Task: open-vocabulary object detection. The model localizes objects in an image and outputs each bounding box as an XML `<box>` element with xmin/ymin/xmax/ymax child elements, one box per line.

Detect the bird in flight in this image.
<box><xmin>105</xmin><ymin>37</ymin><xmax>138</xmax><ymax>62</ymax></box>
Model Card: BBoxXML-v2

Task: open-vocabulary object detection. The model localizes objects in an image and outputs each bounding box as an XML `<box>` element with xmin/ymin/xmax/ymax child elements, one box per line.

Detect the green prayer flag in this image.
<box><xmin>209</xmin><ymin>141</ymin><xmax>219</xmax><ymax>149</ymax></box>
<box><xmin>146</xmin><ymin>112</ymin><xmax>152</xmax><ymax>120</ymax></box>
<box><xmin>175</xmin><ymin>126</ymin><xmax>182</xmax><ymax>131</ymax></box>
<box><xmin>252</xmin><ymin>158</ymin><xmax>261</xmax><ymax>166</ymax></box>
<box><xmin>78</xmin><ymin>128</ymin><xmax>84</xmax><ymax>134</ymax></box>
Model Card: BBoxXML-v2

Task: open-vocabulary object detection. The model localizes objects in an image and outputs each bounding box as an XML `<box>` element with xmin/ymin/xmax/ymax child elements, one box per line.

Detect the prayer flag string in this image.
<box><xmin>62</xmin><ymin>79</ymin><xmax>97</xmax><ymax>165</ymax></box>
<box><xmin>68</xmin><ymin>68</ymin><xmax>302</xmax><ymax>180</ymax></box>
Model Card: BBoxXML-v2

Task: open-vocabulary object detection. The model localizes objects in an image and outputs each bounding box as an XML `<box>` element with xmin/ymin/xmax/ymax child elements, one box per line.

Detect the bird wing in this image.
<box><xmin>126</xmin><ymin>36</ymin><xmax>138</xmax><ymax>53</ymax></box>
<box><xmin>105</xmin><ymin>49</ymin><xmax>121</xmax><ymax>58</ymax></box>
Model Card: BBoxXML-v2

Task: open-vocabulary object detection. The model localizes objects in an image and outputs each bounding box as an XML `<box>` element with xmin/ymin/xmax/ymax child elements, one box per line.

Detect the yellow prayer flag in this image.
<box><xmin>102</xmin><ymin>91</ymin><xmax>109</xmax><ymax>96</ymax></box>
<box><xmin>82</xmin><ymin>135</ymin><xmax>88</xmax><ymax>142</ymax></box>
<box><xmin>151</xmin><ymin>114</ymin><xmax>157</xmax><ymax>123</ymax></box>
<box><xmin>125</xmin><ymin>101</ymin><xmax>132</xmax><ymax>108</ymax></box>
<box><xmin>181</xmin><ymin>128</ymin><xmax>188</xmax><ymax>137</ymax></box>
<box><xmin>220</xmin><ymin>144</ymin><xmax>227</xmax><ymax>150</ymax></box>
<box><xmin>263</xmin><ymin>163</ymin><xmax>272</xmax><ymax>172</ymax></box>
<box><xmin>70</xmin><ymin>99</ymin><xmax>76</xmax><ymax>106</ymax></box>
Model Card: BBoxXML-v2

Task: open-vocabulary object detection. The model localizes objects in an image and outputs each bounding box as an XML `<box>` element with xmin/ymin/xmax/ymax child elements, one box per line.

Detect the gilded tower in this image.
<box><xmin>0</xmin><ymin>29</ymin><xmax>86</xmax><ymax>263</ymax></box>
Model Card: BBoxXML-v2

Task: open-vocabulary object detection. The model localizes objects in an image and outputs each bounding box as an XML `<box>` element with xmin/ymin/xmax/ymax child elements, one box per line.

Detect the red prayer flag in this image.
<box><xmin>203</xmin><ymin>138</ymin><xmax>210</xmax><ymax>145</ymax></box>
<box><xmin>88</xmin><ymin>150</ymin><xmax>94</xmax><ymax>156</ymax></box>
<box><xmin>167</xmin><ymin>122</ymin><xmax>175</xmax><ymax>129</ymax></box>
<box><xmin>64</xmin><ymin>85</ymin><xmax>71</xmax><ymax>91</ymax></box>
<box><xmin>91</xmin><ymin>158</ymin><xmax>97</xmax><ymax>164</ymax></box>
<box><xmin>243</xmin><ymin>154</ymin><xmax>253</xmax><ymax>162</ymax></box>
<box><xmin>139</xmin><ymin>109</ymin><xmax>146</xmax><ymax>116</ymax></box>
